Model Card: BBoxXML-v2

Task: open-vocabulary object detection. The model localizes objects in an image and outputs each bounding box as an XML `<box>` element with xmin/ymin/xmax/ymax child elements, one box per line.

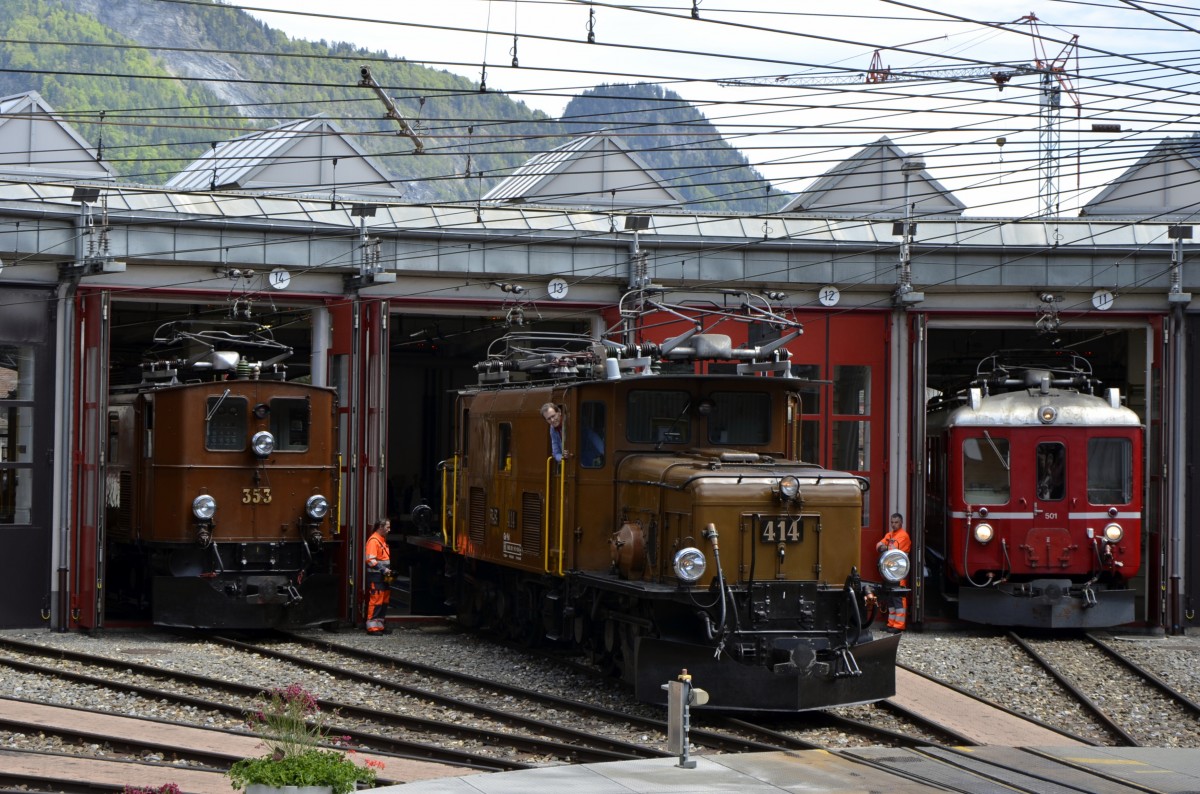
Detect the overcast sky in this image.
<box><xmin>238</xmin><ymin>1</ymin><xmax>1200</xmax><ymax>217</ymax></box>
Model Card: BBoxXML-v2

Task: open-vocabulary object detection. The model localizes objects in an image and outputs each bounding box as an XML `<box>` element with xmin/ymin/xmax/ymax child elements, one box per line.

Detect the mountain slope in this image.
<box><xmin>1</xmin><ymin>0</ymin><xmax>779</xmax><ymax>211</ymax></box>
<box><xmin>563</xmin><ymin>83</ymin><xmax>781</xmax><ymax>213</ymax></box>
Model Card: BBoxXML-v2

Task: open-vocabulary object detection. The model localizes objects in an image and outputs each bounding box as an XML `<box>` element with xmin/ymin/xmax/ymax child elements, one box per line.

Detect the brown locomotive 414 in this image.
<box><xmin>409</xmin><ymin>291</ymin><xmax>904</xmax><ymax>712</ymax></box>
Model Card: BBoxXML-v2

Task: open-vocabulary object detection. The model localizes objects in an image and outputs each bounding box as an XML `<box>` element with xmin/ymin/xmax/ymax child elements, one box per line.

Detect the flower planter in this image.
<box><xmin>227</xmin><ymin>685</ymin><xmax>377</xmax><ymax>794</ymax></box>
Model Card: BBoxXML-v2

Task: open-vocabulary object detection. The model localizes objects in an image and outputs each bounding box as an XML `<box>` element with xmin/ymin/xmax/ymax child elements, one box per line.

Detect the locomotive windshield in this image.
<box><xmin>706</xmin><ymin>391</ymin><xmax>770</xmax><ymax>444</ymax></box>
<box><xmin>628</xmin><ymin>390</ymin><xmax>691</xmax><ymax>444</ymax></box>
<box><xmin>626</xmin><ymin>390</ymin><xmax>773</xmax><ymax>446</ymax></box>
<box><xmin>962</xmin><ymin>435</ymin><xmax>1010</xmax><ymax>503</ymax></box>
<box><xmin>1036</xmin><ymin>442</ymin><xmax>1066</xmax><ymax>501</ymax></box>
<box><xmin>205</xmin><ymin>396</ymin><xmax>247</xmax><ymax>450</ymax></box>
<box><xmin>1087</xmin><ymin>437</ymin><xmax>1133</xmax><ymax>504</ymax></box>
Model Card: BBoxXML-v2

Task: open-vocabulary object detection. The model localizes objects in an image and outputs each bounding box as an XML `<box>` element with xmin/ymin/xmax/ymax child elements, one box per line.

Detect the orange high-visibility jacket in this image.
<box><xmin>365</xmin><ymin>533</ymin><xmax>390</xmax><ymax>570</ymax></box>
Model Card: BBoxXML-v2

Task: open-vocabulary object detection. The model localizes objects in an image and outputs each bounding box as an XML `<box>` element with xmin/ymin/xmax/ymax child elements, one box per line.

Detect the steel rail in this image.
<box><xmin>1085</xmin><ymin>633</ymin><xmax>1200</xmax><ymax>720</ymax></box>
<box><xmin>0</xmin><ymin>695</ymin><xmax>241</xmax><ymax>770</ymax></box>
<box><xmin>1008</xmin><ymin>631</ymin><xmax>1139</xmax><ymax>747</ymax></box>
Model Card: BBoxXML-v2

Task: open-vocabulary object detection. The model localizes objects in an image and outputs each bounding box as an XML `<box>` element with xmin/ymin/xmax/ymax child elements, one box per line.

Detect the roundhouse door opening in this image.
<box><xmin>0</xmin><ymin>288</ymin><xmax>56</xmax><ymax>628</ymax></box>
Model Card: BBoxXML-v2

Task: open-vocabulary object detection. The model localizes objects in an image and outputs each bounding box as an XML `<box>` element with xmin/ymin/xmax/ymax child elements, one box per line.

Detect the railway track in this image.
<box><xmin>1</xmin><ymin>624</ymin><xmax>1197</xmax><ymax>793</ymax></box>
<box><xmin>0</xmin><ymin>629</ymin><xmax>699</xmax><ymax>792</ymax></box>
<box><xmin>1011</xmin><ymin>631</ymin><xmax>1200</xmax><ymax>747</ymax></box>
<box><xmin>288</xmin><ymin>627</ymin><xmax>969</xmax><ymax>755</ymax></box>
<box><xmin>472</xmin><ymin>627</ymin><xmax>975</xmax><ymax>751</ymax></box>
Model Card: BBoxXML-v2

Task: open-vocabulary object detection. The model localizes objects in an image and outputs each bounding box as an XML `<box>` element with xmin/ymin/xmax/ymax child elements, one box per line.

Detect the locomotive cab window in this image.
<box><xmin>707</xmin><ymin>391</ymin><xmax>770</xmax><ymax>445</ymax></box>
<box><xmin>269</xmin><ymin>398</ymin><xmax>310</xmax><ymax>451</ymax></box>
<box><xmin>205</xmin><ymin>396</ymin><xmax>247</xmax><ymax>451</ymax></box>
<box><xmin>1036</xmin><ymin>442</ymin><xmax>1066</xmax><ymax>501</ymax></box>
<box><xmin>1087</xmin><ymin>437</ymin><xmax>1133</xmax><ymax>504</ymax></box>
<box><xmin>962</xmin><ymin>434</ymin><xmax>1010</xmax><ymax>504</ymax></box>
<box><xmin>499</xmin><ymin>422</ymin><xmax>512</xmax><ymax>471</ymax></box>
<box><xmin>580</xmin><ymin>402</ymin><xmax>606</xmax><ymax>468</ymax></box>
<box><xmin>628</xmin><ymin>390</ymin><xmax>691</xmax><ymax>444</ymax></box>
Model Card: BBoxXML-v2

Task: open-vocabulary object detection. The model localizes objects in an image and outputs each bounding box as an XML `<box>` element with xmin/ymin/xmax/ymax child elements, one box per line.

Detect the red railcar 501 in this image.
<box><xmin>926</xmin><ymin>352</ymin><xmax>1143</xmax><ymax>628</ymax></box>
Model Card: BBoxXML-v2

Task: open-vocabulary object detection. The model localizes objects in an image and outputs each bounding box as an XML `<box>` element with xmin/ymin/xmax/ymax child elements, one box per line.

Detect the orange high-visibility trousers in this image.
<box><xmin>366</xmin><ymin>581</ymin><xmax>390</xmax><ymax>633</ymax></box>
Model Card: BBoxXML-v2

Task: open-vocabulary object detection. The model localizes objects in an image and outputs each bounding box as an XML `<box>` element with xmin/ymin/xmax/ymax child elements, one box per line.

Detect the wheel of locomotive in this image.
<box><xmin>455</xmin><ymin>574</ymin><xmax>483</xmax><ymax>629</ymax></box>
<box><xmin>507</xmin><ymin>579</ymin><xmax>541</xmax><ymax>646</ymax></box>
<box><xmin>489</xmin><ymin>582</ymin><xmax>508</xmax><ymax>633</ymax></box>
<box><xmin>602</xmin><ymin>615</ymin><xmax>638</xmax><ymax>681</ymax></box>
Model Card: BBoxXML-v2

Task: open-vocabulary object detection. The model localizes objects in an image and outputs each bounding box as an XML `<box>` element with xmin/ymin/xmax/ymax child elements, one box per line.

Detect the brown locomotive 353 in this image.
<box><xmin>104</xmin><ymin>322</ymin><xmax>340</xmax><ymax>629</ymax></box>
<box><xmin>411</xmin><ymin>291</ymin><xmax>904</xmax><ymax>711</ymax></box>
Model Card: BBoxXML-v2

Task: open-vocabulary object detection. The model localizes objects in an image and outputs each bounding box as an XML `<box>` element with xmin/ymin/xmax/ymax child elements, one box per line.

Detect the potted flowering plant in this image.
<box><xmin>227</xmin><ymin>683</ymin><xmax>380</xmax><ymax>794</ymax></box>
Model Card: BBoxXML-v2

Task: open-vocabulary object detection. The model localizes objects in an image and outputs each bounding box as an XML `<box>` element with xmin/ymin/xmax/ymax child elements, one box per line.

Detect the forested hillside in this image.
<box><xmin>0</xmin><ymin>0</ymin><xmax>779</xmax><ymax>211</ymax></box>
<box><xmin>563</xmin><ymin>84</ymin><xmax>781</xmax><ymax>213</ymax></box>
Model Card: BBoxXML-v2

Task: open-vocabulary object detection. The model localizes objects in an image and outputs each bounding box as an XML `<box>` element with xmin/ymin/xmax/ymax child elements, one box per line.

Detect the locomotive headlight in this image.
<box><xmin>973</xmin><ymin>522</ymin><xmax>995</xmax><ymax>544</ymax></box>
<box><xmin>306</xmin><ymin>494</ymin><xmax>330</xmax><ymax>520</ymax></box>
<box><xmin>1103</xmin><ymin>522</ymin><xmax>1124</xmax><ymax>543</ymax></box>
<box><xmin>673</xmin><ymin>547</ymin><xmax>707</xmax><ymax>583</ymax></box>
<box><xmin>251</xmin><ymin>430</ymin><xmax>275</xmax><ymax>458</ymax></box>
<box><xmin>1039</xmin><ymin>405</ymin><xmax>1058</xmax><ymax>424</ymax></box>
<box><xmin>778</xmin><ymin>475</ymin><xmax>800</xmax><ymax>501</ymax></box>
<box><xmin>192</xmin><ymin>494</ymin><xmax>217</xmax><ymax>520</ymax></box>
<box><xmin>878</xmin><ymin>549</ymin><xmax>910</xmax><ymax>583</ymax></box>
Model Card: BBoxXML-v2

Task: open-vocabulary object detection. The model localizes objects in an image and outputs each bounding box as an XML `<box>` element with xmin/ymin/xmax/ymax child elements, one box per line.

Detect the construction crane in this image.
<box><xmin>721</xmin><ymin>14</ymin><xmax>1080</xmax><ymax>216</ymax></box>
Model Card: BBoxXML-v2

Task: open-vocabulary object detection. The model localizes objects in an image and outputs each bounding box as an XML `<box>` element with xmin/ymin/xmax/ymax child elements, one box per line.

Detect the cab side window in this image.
<box><xmin>580</xmin><ymin>402</ymin><xmax>606</xmax><ymax>468</ymax></box>
<box><xmin>269</xmin><ymin>398</ymin><xmax>310</xmax><ymax>451</ymax></box>
<box><xmin>499</xmin><ymin>422</ymin><xmax>512</xmax><ymax>471</ymax></box>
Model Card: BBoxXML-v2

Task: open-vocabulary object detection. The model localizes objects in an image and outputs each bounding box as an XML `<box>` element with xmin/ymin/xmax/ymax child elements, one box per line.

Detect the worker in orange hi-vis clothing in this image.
<box><xmin>364</xmin><ymin>520</ymin><xmax>393</xmax><ymax>635</ymax></box>
<box><xmin>876</xmin><ymin>512</ymin><xmax>912</xmax><ymax>633</ymax></box>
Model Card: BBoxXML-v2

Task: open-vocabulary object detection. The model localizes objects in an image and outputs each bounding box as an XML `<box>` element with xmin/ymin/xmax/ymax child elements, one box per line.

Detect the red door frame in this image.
<box><xmin>785</xmin><ymin>311</ymin><xmax>891</xmax><ymax>575</ymax></box>
<box><xmin>70</xmin><ymin>288</ymin><xmax>109</xmax><ymax>629</ymax></box>
<box><xmin>328</xmin><ymin>297</ymin><xmax>389</xmax><ymax>625</ymax></box>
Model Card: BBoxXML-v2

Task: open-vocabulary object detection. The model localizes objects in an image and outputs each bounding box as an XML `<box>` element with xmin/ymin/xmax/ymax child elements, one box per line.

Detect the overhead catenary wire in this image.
<box><xmin>0</xmin><ymin>1</ymin><xmax>1197</xmax><ymax>297</ymax></box>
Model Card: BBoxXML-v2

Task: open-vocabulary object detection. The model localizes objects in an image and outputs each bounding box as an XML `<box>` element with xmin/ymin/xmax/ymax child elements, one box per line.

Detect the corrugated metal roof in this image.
<box><xmin>484</xmin><ymin>136</ymin><xmax>596</xmax><ymax>201</ymax></box>
<box><xmin>0</xmin><ymin>91</ymin><xmax>115</xmax><ymax>179</ymax></box>
<box><xmin>781</xmin><ymin>136</ymin><xmax>965</xmax><ymax>216</ymax></box>
<box><xmin>483</xmin><ymin>134</ymin><xmax>687</xmax><ymax>207</ymax></box>
<box><xmin>1081</xmin><ymin>133</ymin><xmax>1200</xmax><ymax>218</ymax></box>
<box><xmin>166</xmin><ymin>118</ymin><xmax>323</xmax><ymax>192</ymax></box>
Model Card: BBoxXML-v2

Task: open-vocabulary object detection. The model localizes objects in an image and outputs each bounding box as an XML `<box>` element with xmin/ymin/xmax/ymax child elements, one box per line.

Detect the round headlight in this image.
<box><xmin>192</xmin><ymin>494</ymin><xmax>217</xmax><ymax>520</ymax></box>
<box><xmin>251</xmin><ymin>430</ymin><xmax>275</xmax><ymax>458</ymax></box>
<box><xmin>306</xmin><ymin>494</ymin><xmax>330</xmax><ymax>520</ymax></box>
<box><xmin>779</xmin><ymin>475</ymin><xmax>800</xmax><ymax>500</ymax></box>
<box><xmin>878</xmin><ymin>549</ymin><xmax>910</xmax><ymax>583</ymax></box>
<box><xmin>1039</xmin><ymin>405</ymin><xmax>1058</xmax><ymax>424</ymax></box>
<box><xmin>1103</xmin><ymin>522</ymin><xmax>1124</xmax><ymax>543</ymax></box>
<box><xmin>973</xmin><ymin>522</ymin><xmax>995</xmax><ymax>544</ymax></box>
<box><xmin>673</xmin><ymin>547</ymin><xmax>707</xmax><ymax>583</ymax></box>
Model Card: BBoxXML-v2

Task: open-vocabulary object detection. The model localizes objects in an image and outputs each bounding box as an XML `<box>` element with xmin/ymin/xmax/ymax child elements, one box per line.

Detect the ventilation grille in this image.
<box><xmin>521</xmin><ymin>491</ymin><xmax>543</xmax><ymax>557</ymax></box>
<box><xmin>469</xmin><ymin>487</ymin><xmax>486</xmax><ymax>545</ymax></box>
